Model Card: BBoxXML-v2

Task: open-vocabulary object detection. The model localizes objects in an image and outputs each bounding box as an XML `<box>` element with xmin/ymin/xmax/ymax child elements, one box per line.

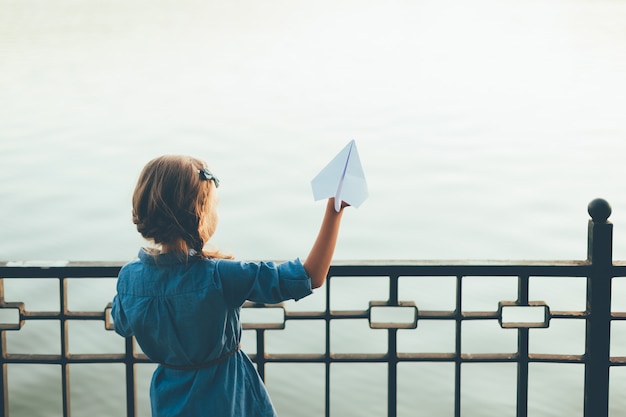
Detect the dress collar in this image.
<box><xmin>138</xmin><ymin>248</ymin><xmax>201</xmax><ymax>265</ymax></box>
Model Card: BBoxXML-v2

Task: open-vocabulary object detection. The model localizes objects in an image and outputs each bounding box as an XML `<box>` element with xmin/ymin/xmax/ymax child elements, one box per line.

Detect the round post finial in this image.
<box><xmin>588</xmin><ymin>198</ymin><xmax>612</xmax><ymax>223</ymax></box>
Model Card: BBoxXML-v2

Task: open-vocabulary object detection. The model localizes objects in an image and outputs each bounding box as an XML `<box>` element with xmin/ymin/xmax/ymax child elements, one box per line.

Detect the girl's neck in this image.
<box><xmin>160</xmin><ymin>240</ymin><xmax>187</xmax><ymax>254</ymax></box>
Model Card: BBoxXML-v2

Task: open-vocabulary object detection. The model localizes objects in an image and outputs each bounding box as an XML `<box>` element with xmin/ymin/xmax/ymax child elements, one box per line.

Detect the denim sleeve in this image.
<box><xmin>216</xmin><ymin>258</ymin><xmax>313</xmax><ymax>307</ymax></box>
<box><xmin>111</xmin><ymin>294</ymin><xmax>134</xmax><ymax>337</ymax></box>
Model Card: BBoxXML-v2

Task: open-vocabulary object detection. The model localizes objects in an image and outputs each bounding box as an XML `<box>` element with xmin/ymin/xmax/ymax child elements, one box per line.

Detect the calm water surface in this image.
<box><xmin>1</xmin><ymin>0</ymin><xmax>626</xmax><ymax>416</ymax></box>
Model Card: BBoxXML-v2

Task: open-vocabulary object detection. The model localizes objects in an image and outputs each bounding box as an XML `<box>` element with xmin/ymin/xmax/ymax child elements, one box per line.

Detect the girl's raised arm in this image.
<box><xmin>303</xmin><ymin>198</ymin><xmax>347</xmax><ymax>289</ymax></box>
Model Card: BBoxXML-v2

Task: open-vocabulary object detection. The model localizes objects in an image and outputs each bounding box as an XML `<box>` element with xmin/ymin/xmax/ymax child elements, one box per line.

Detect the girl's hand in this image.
<box><xmin>328</xmin><ymin>198</ymin><xmax>350</xmax><ymax>212</ymax></box>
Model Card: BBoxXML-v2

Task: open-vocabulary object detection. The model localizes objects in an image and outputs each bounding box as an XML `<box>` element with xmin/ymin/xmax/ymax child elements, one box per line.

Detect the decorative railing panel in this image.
<box><xmin>0</xmin><ymin>199</ymin><xmax>624</xmax><ymax>417</ymax></box>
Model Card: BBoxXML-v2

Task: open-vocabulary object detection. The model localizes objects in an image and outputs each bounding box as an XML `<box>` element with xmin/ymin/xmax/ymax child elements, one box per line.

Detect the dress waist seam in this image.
<box><xmin>160</xmin><ymin>344</ymin><xmax>241</xmax><ymax>371</ymax></box>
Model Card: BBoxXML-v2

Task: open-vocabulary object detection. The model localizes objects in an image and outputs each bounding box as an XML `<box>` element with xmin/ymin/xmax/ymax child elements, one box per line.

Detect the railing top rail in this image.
<box><xmin>3</xmin><ymin>259</ymin><xmax>626</xmax><ymax>278</ymax></box>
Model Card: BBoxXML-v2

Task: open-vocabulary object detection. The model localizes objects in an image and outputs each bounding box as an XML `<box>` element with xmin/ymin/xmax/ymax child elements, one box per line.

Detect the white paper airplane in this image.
<box><xmin>311</xmin><ymin>139</ymin><xmax>368</xmax><ymax>212</ymax></box>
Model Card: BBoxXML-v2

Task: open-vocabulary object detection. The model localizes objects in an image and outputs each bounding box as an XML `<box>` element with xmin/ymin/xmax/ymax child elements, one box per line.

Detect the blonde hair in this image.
<box><xmin>132</xmin><ymin>155</ymin><xmax>232</xmax><ymax>259</ymax></box>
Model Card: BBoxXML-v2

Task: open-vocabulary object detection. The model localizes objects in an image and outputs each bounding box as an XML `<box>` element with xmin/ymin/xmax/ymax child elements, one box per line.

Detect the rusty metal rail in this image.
<box><xmin>0</xmin><ymin>199</ymin><xmax>624</xmax><ymax>416</ymax></box>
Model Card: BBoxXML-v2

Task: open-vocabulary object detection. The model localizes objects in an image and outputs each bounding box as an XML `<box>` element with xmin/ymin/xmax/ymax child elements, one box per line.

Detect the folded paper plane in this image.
<box><xmin>311</xmin><ymin>140</ymin><xmax>368</xmax><ymax>212</ymax></box>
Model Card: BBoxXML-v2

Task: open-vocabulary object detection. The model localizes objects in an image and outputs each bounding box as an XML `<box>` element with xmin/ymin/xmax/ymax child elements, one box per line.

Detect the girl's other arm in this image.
<box><xmin>303</xmin><ymin>198</ymin><xmax>346</xmax><ymax>289</ymax></box>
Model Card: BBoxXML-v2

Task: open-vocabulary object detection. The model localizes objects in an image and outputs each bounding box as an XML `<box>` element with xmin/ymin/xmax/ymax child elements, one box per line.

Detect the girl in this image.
<box><xmin>111</xmin><ymin>154</ymin><xmax>348</xmax><ymax>417</ymax></box>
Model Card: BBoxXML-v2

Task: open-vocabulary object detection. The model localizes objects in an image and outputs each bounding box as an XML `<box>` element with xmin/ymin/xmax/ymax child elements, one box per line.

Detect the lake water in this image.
<box><xmin>1</xmin><ymin>0</ymin><xmax>626</xmax><ymax>416</ymax></box>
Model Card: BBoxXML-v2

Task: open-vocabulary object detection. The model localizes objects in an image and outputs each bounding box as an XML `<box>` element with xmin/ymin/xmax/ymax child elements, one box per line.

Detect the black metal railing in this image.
<box><xmin>0</xmin><ymin>198</ymin><xmax>624</xmax><ymax>416</ymax></box>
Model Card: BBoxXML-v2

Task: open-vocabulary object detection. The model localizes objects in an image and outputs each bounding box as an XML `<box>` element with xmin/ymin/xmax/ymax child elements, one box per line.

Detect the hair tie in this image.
<box><xmin>198</xmin><ymin>166</ymin><xmax>220</xmax><ymax>188</ymax></box>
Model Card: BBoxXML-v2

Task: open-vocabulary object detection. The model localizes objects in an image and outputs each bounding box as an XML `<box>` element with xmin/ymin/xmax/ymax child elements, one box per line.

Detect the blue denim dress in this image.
<box><xmin>111</xmin><ymin>249</ymin><xmax>312</xmax><ymax>417</ymax></box>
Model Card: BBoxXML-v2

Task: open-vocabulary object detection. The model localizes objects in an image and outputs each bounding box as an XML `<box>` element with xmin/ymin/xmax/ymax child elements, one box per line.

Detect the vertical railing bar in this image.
<box><xmin>125</xmin><ymin>337</ymin><xmax>137</xmax><ymax>417</ymax></box>
<box><xmin>60</xmin><ymin>277</ymin><xmax>71</xmax><ymax>417</ymax></box>
<box><xmin>0</xmin><ymin>335</ymin><xmax>6</xmax><ymax>417</ymax></box>
<box><xmin>256</xmin><ymin>330</ymin><xmax>266</xmax><ymax>381</ymax></box>
<box><xmin>517</xmin><ymin>275</ymin><xmax>530</xmax><ymax>417</ymax></box>
<box><xmin>389</xmin><ymin>274</ymin><xmax>398</xmax><ymax>305</ymax></box>
<box><xmin>325</xmin><ymin>361</ymin><xmax>331</xmax><ymax>417</ymax></box>
<box><xmin>518</xmin><ymin>274</ymin><xmax>529</xmax><ymax>306</ymax></box>
<box><xmin>388</xmin><ymin>274</ymin><xmax>399</xmax><ymax>417</ymax></box>
<box><xmin>0</xmin><ymin>278</ymin><xmax>8</xmax><ymax>417</ymax></box>
<box><xmin>325</xmin><ymin>275</ymin><xmax>332</xmax><ymax>417</ymax></box>
<box><xmin>454</xmin><ymin>275</ymin><xmax>462</xmax><ymax>417</ymax></box>
<box><xmin>388</xmin><ymin>328</ymin><xmax>398</xmax><ymax>417</ymax></box>
<box><xmin>0</xmin><ymin>336</ymin><xmax>6</xmax><ymax>417</ymax></box>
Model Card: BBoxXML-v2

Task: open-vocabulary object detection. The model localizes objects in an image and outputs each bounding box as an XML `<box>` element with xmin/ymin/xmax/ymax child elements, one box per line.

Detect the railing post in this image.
<box><xmin>584</xmin><ymin>198</ymin><xmax>613</xmax><ymax>417</ymax></box>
